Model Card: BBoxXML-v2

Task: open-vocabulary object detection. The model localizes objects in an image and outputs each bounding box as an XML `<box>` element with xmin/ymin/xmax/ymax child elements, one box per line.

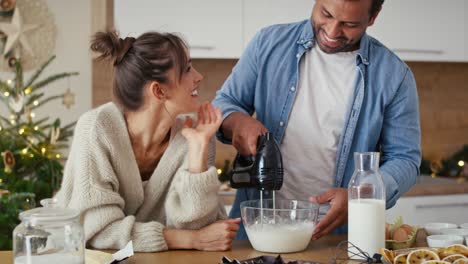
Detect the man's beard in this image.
<box><xmin>313</xmin><ymin>25</ymin><xmax>357</xmax><ymax>54</ymax></box>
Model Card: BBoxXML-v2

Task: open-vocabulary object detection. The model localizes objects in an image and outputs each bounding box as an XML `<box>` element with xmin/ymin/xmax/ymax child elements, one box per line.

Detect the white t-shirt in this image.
<box><xmin>277</xmin><ymin>45</ymin><xmax>358</xmax><ymax>200</ymax></box>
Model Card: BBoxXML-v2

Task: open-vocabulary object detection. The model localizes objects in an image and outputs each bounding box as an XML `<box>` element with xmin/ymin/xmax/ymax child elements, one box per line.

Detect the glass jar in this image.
<box><xmin>13</xmin><ymin>206</ymin><xmax>84</xmax><ymax>264</ymax></box>
<box><xmin>348</xmin><ymin>152</ymin><xmax>386</xmax><ymax>257</ymax></box>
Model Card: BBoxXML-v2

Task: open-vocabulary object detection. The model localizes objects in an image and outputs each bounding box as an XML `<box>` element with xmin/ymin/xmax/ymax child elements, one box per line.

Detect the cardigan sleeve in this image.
<box><xmin>164</xmin><ymin>137</ymin><xmax>227</xmax><ymax>229</ymax></box>
<box><xmin>55</xmin><ymin>112</ymin><xmax>168</xmax><ymax>252</ymax></box>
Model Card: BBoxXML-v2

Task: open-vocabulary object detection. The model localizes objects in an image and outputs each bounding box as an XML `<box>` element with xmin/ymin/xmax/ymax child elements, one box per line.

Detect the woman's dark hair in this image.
<box><xmin>91</xmin><ymin>31</ymin><xmax>189</xmax><ymax>111</ymax></box>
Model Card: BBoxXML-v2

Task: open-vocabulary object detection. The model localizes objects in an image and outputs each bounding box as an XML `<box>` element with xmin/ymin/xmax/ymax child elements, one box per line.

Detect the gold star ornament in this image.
<box><xmin>0</xmin><ymin>7</ymin><xmax>40</xmax><ymax>55</ymax></box>
<box><xmin>62</xmin><ymin>88</ymin><xmax>75</xmax><ymax>109</ymax></box>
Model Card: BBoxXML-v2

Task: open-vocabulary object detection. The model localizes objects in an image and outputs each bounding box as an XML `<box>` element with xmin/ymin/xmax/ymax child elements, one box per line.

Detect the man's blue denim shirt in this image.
<box><xmin>212</xmin><ymin>19</ymin><xmax>421</xmax><ymax>239</ymax></box>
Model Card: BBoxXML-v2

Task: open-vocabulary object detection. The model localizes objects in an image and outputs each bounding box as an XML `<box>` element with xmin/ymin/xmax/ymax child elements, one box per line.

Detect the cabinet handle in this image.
<box><xmin>393</xmin><ymin>48</ymin><xmax>443</xmax><ymax>54</ymax></box>
<box><xmin>189</xmin><ymin>45</ymin><xmax>215</xmax><ymax>50</ymax></box>
<box><xmin>415</xmin><ymin>203</ymin><xmax>468</xmax><ymax>209</ymax></box>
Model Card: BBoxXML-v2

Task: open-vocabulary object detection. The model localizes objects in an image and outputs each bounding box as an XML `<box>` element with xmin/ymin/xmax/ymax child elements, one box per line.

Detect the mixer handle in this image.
<box><xmin>229</xmin><ymin>154</ymin><xmax>256</xmax><ymax>188</ymax></box>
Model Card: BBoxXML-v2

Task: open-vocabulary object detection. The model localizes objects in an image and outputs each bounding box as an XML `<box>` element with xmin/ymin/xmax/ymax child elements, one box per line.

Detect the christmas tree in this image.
<box><xmin>0</xmin><ymin>55</ymin><xmax>78</xmax><ymax>249</ymax></box>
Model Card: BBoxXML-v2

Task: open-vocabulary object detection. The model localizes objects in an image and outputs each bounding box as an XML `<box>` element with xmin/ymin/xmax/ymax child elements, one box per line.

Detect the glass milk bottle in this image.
<box><xmin>348</xmin><ymin>152</ymin><xmax>385</xmax><ymax>257</ymax></box>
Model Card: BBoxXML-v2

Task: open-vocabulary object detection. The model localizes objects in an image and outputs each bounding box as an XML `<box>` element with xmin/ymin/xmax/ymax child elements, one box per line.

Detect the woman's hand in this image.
<box><xmin>181</xmin><ymin>102</ymin><xmax>222</xmax><ymax>145</ymax></box>
<box><xmin>193</xmin><ymin>218</ymin><xmax>241</xmax><ymax>251</ymax></box>
<box><xmin>181</xmin><ymin>102</ymin><xmax>222</xmax><ymax>173</ymax></box>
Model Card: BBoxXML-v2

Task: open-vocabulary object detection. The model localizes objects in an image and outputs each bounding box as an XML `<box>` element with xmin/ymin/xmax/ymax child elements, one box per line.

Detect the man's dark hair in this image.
<box><xmin>370</xmin><ymin>0</ymin><xmax>384</xmax><ymax>17</ymax></box>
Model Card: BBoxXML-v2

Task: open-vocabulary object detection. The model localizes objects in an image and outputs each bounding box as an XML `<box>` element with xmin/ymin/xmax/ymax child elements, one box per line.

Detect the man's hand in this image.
<box><xmin>309</xmin><ymin>188</ymin><xmax>348</xmax><ymax>240</ymax></box>
<box><xmin>193</xmin><ymin>218</ymin><xmax>241</xmax><ymax>251</ymax></box>
<box><xmin>221</xmin><ymin>112</ymin><xmax>268</xmax><ymax>156</ymax></box>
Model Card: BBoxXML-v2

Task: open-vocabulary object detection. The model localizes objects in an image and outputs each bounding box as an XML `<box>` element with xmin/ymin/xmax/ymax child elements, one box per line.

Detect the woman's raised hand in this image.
<box><xmin>181</xmin><ymin>102</ymin><xmax>222</xmax><ymax>173</ymax></box>
<box><xmin>181</xmin><ymin>102</ymin><xmax>222</xmax><ymax>145</ymax></box>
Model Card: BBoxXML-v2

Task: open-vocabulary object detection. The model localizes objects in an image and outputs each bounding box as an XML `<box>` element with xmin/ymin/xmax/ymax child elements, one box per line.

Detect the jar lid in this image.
<box><xmin>19</xmin><ymin>207</ymin><xmax>80</xmax><ymax>225</ymax></box>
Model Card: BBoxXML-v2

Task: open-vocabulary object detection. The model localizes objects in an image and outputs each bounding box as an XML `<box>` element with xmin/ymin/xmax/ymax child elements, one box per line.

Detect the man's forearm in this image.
<box><xmin>380</xmin><ymin>158</ymin><xmax>419</xmax><ymax>208</ymax></box>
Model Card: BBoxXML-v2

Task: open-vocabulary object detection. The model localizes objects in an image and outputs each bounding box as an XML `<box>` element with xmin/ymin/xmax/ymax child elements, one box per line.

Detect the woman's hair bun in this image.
<box><xmin>91</xmin><ymin>31</ymin><xmax>135</xmax><ymax>65</ymax></box>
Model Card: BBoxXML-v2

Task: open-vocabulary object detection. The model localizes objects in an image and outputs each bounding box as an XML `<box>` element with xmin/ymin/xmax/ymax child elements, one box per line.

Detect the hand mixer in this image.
<box><xmin>229</xmin><ymin>132</ymin><xmax>283</xmax><ymax>195</ymax></box>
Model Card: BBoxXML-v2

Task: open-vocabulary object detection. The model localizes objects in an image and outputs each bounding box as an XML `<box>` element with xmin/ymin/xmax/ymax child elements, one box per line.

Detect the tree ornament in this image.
<box><xmin>0</xmin><ymin>0</ymin><xmax>15</xmax><ymax>11</ymax></box>
<box><xmin>1</xmin><ymin>150</ymin><xmax>15</xmax><ymax>171</ymax></box>
<box><xmin>0</xmin><ymin>0</ymin><xmax>55</xmax><ymax>70</ymax></box>
<box><xmin>50</xmin><ymin>127</ymin><xmax>60</xmax><ymax>145</ymax></box>
<box><xmin>7</xmin><ymin>56</ymin><xmax>16</xmax><ymax>67</ymax></box>
<box><xmin>0</xmin><ymin>0</ymin><xmax>15</xmax><ymax>17</ymax></box>
<box><xmin>62</xmin><ymin>88</ymin><xmax>75</xmax><ymax>109</ymax></box>
<box><xmin>8</xmin><ymin>93</ymin><xmax>23</xmax><ymax>113</ymax></box>
<box><xmin>0</xmin><ymin>7</ymin><xmax>40</xmax><ymax>55</ymax></box>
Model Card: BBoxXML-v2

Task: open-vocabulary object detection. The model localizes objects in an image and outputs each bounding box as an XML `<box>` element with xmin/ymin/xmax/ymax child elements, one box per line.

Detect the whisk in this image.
<box><xmin>331</xmin><ymin>240</ymin><xmax>382</xmax><ymax>264</ymax></box>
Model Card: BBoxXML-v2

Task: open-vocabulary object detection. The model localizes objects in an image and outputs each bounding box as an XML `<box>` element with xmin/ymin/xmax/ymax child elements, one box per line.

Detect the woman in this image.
<box><xmin>55</xmin><ymin>31</ymin><xmax>240</xmax><ymax>252</ymax></box>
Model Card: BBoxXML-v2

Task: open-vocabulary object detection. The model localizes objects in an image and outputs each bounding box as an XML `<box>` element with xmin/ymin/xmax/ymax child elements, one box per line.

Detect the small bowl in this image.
<box><xmin>427</xmin><ymin>235</ymin><xmax>464</xmax><ymax>248</ymax></box>
<box><xmin>460</xmin><ymin>223</ymin><xmax>468</xmax><ymax>229</ymax></box>
<box><xmin>424</xmin><ymin>223</ymin><xmax>458</xmax><ymax>235</ymax></box>
<box><xmin>440</xmin><ymin>228</ymin><xmax>468</xmax><ymax>237</ymax></box>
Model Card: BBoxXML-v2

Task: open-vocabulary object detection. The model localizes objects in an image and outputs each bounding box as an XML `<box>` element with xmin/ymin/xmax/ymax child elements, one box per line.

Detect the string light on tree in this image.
<box><xmin>459</xmin><ymin>160</ymin><xmax>465</xmax><ymax>167</ymax></box>
<box><xmin>24</xmin><ymin>87</ymin><xmax>32</xmax><ymax>95</ymax></box>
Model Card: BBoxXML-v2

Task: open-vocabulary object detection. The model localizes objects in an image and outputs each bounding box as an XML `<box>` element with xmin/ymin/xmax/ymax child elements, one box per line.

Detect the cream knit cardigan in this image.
<box><xmin>55</xmin><ymin>102</ymin><xmax>226</xmax><ymax>252</ymax></box>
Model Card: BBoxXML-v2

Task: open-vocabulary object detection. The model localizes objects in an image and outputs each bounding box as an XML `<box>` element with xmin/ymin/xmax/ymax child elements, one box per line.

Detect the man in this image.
<box><xmin>213</xmin><ymin>0</ymin><xmax>421</xmax><ymax>240</ymax></box>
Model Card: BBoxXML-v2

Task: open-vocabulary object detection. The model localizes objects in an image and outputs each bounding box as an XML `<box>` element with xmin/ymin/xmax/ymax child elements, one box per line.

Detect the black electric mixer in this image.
<box><xmin>229</xmin><ymin>132</ymin><xmax>283</xmax><ymax>191</ymax></box>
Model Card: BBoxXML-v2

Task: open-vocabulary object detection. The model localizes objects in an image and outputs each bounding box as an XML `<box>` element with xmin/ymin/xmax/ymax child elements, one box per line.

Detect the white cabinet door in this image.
<box><xmin>386</xmin><ymin>194</ymin><xmax>468</xmax><ymax>226</ymax></box>
<box><xmin>114</xmin><ymin>0</ymin><xmax>242</xmax><ymax>58</ymax></box>
<box><xmin>367</xmin><ymin>0</ymin><xmax>466</xmax><ymax>62</ymax></box>
<box><xmin>243</xmin><ymin>0</ymin><xmax>315</xmax><ymax>48</ymax></box>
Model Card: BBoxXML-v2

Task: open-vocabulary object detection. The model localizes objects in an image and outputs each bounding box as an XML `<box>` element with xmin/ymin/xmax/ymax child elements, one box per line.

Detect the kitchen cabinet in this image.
<box><xmin>386</xmin><ymin>194</ymin><xmax>468</xmax><ymax>226</ymax></box>
<box><xmin>115</xmin><ymin>0</ymin><xmax>466</xmax><ymax>61</ymax></box>
<box><xmin>244</xmin><ymin>0</ymin><xmax>467</xmax><ymax>62</ymax></box>
<box><xmin>242</xmin><ymin>0</ymin><xmax>314</xmax><ymax>48</ymax></box>
<box><xmin>114</xmin><ymin>0</ymin><xmax>243</xmax><ymax>58</ymax></box>
<box><xmin>367</xmin><ymin>0</ymin><xmax>466</xmax><ymax>62</ymax></box>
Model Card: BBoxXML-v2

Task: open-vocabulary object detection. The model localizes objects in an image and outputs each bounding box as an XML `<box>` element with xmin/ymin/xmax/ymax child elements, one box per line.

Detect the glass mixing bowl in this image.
<box><xmin>241</xmin><ymin>199</ymin><xmax>320</xmax><ymax>253</ymax></box>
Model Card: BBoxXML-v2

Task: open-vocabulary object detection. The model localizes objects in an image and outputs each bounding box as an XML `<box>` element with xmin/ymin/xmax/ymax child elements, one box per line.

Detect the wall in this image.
<box><xmin>407</xmin><ymin>62</ymin><xmax>468</xmax><ymax>160</ymax></box>
<box><xmin>0</xmin><ymin>1</ymin><xmax>92</xmax><ymax>136</ymax></box>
